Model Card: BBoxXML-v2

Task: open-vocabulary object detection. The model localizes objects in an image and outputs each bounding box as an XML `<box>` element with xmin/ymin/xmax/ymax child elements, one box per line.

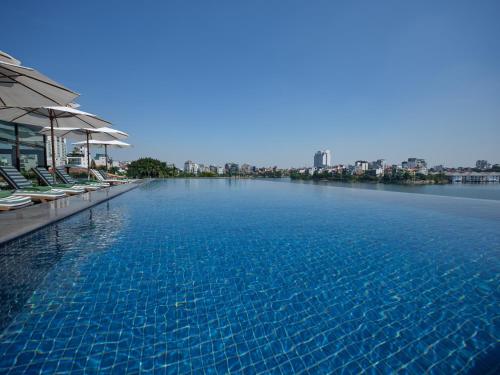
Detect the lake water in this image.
<box><xmin>286</xmin><ymin>179</ymin><xmax>500</xmax><ymax>201</ymax></box>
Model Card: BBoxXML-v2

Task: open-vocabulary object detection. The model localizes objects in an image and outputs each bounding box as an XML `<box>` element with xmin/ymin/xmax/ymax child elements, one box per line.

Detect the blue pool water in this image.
<box><xmin>0</xmin><ymin>179</ymin><xmax>499</xmax><ymax>374</ymax></box>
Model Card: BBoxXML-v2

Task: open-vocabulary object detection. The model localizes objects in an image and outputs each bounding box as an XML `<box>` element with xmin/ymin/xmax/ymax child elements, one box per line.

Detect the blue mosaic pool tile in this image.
<box><xmin>0</xmin><ymin>179</ymin><xmax>499</xmax><ymax>374</ymax></box>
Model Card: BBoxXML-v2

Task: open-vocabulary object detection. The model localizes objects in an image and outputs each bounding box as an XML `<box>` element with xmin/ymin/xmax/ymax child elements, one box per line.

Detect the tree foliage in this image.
<box><xmin>127</xmin><ymin>157</ymin><xmax>173</xmax><ymax>178</ymax></box>
<box><xmin>291</xmin><ymin>169</ymin><xmax>449</xmax><ymax>184</ymax></box>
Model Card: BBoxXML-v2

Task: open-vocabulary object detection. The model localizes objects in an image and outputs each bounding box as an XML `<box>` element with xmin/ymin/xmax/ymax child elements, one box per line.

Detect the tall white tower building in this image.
<box><xmin>323</xmin><ymin>150</ymin><xmax>331</xmax><ymax>167</ymax></box>
<box><xmin>313</xmin><ymin>150</ymin><xmax>332</xmax><ymax>168</ymax></box>
<box><xmin>46</xmin><ymin>136</ymin><xmax>67</xmax><ymax>167</ymax></box>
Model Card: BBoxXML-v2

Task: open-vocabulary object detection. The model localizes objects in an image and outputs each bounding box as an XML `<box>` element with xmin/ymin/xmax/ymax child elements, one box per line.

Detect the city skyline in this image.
<box><xmin>3</xmin><ymin>0</ymin><xmax>500</xmax><ymax>167</ymax></box>
<box><xmin>168</xmin><ymin>153</ymin><xmax>498</xmax><ymax>170</ymax></box>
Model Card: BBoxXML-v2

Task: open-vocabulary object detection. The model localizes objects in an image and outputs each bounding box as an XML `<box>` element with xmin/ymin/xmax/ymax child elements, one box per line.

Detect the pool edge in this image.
<box><xmin>0</xmin><ymin>180</ymin><xmax>148</xmax><ymax>246</ymax></box>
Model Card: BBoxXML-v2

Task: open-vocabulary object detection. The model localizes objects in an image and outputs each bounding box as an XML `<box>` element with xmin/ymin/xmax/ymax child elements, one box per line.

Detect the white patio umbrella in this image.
<box><xmin>0</xmin><ymin>51</ymin><xmax>79</xmax><ymax>106</ymax></box>
<box><xmin>0</xmin><ymin>106</ymin><xmax>111</xmax><ymax>181</ymax></box>
<box><xmin>39</xmin><ymin>126</ymin><xmax>128</xmax><ymax>177</ymax></box>
<box><xmin>72</xmin><ymin>140</ymin><xmax>131</xmax><ymax>171</ymax></box>
<box><xmin>0</xmin><ymin>51</ymin><xmax>21</xmax><ymax>65</ymax></box>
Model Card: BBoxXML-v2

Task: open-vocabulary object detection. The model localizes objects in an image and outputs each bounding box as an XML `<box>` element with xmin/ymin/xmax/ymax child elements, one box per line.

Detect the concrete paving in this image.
<box><xmin>0</xmin><ymin>181</ymin><xmax>143</xmax><ymax>245</ymax></box>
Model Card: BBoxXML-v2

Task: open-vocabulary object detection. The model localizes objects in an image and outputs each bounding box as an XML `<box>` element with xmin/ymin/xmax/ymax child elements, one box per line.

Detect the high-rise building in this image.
<box><xmin>324</xmin><ymin>150</ymin><xmax>331</xmax><ymax>167</ymax></box>
<box><xmin>66</xmin><ymin>146</ymin><xmax>88</xmax><ymax>168</ymax></box>
<box><xmin>355</xmin><ymin>160</ymin><xmax>369</xmax><ymax>171</ymax></box>
<box><xmin>198</xmin><ymin>164</ymin><xmax>209</xmax><ymax>173</ymax></box>
<box><xmin>313</xmin><ymin>150</ymin><xmax>332</xmax><ymax>168</ymax></box>
<box><xmin>476</xmin><ymin>160</ymin><xmax>490</xmax><ymax>170</ymax></box>
<box><xmin>46</xmin><ymin>136</ymin><xmax>67</xmax><ymax>167</ymax></box>
<box><xmin>405</xmin><ymin>158</ymin><xmax>427</xmax><ymax>169</ymax></box>
<box><xmin>225</xmin><ymin>163</ymin><xmax>240</xmax><ymax>175</ymax></box>
<box><xmin>369</xmin><ymin>159</ymin><xmax>386</xmax><ymax>169</ymax></box>
<box><xmin>184</xmin><ymin>160</ymin><xmax>197</xmax><ymax>174</ymax></box>
<box><xmin>313</xmin><ymin>151</ymin><xmax>322</xmax><ymax>168</ymax></box>
<box><xmin>401</xmin><ymin>157</ymin><xmax>428</xmax><ymax>175</ymax></box>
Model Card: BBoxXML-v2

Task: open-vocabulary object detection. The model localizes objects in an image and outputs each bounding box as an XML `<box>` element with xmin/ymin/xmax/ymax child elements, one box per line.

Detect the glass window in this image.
<box><xmin>0</xmin><ymin>121</ymin><xmax>47</xmax><ymax>171</ymax></box>
<box><xmin>18</xmin><ymin>124</ymin><xmax>45</xmax><ymax>148</ymax></box>
<box><xmin>0</xmin><ymin>139</ymin><xmax>14</xmax><ymax>167</ymax></box>
<box><xmin>0</xmin><ymin>121</ymin><xmax>16</xmax><ymax>143</ymax></box>
<box><xmin>19</xmin><ymin>144</ymin><xmax>45</xmax><ymax>172</ymax></box>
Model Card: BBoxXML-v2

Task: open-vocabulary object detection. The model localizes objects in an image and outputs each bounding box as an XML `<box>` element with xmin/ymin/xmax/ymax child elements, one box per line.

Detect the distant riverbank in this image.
<box><xmin>287</xmin><ymin>178</ymin><xmax>500</xmax><ymax>201</ymax></box>
<box><xmin>290</xmin><ymin>172</ymin><xmax>449</xmax><ymax>185</ymax></box>
<box><xmin>292</xmin><ymin>177</ymin><xmax>448</xmax><ymax>185</ymax></box>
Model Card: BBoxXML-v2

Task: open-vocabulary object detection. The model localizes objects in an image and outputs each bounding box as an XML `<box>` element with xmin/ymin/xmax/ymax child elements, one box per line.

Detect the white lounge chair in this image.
<box><xmin>32</xmin><ymin>167</ymin><xmax>91</xmax><ymax>195</ymax></box>
<box><xmin>55</xmin><ymin>167</ymin><xmax>109</xmax><ymax>189</ymax></box>
<box><xmin>0</xmin><ymin>191</ymin><xmax>32</xmax><ymax>211</ymax></box>
<box><xmin>0</xmin><ymin>166</ymin><xmax>66</xmax><ymax>202</ymax></box>
<box><xmin>90</xmin><ymin>169</ymin><xmax>128</xmax><ymax>185</ymax></box>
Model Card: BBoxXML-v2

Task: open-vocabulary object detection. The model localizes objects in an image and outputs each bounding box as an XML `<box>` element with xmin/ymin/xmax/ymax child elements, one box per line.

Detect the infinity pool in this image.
<box><xmin>0</xmin><ymin>179</ymin><xmax>498</xmax><ymax>374</ymax></box>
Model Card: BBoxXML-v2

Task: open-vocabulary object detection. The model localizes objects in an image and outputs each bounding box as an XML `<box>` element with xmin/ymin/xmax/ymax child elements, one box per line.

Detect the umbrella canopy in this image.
<box><xmin>72</xmin><ymin>140</ymin><xmax>131</xmax><ymax>171</ymax></box>
<box><xmin>0</xmin><ymin>106</ymin><xmax>111</xmax><ymax>181</ymax></box>
<box><xmin>0</xmin><ymin>106</ymin><xmax>110</xmax><ymax>129</ymax></box>
<box><xmin>0</xmin><ymin>51</ymin><xmax>21</xmax><ymax>65</ymax></box>
<box><xmin>0</xmin><ymin>60</ymin><xmax>79</xmax><ymax>107</ymax></box>
<box><xmin>39</xmin><ymin>126</ymin><xmax>127</xmax><ymax>176</ymax></box>
<box><xmin>72</xmin><ymin>140</ymin><xmax>131</xmax><ymax>147</ymax></box>
<box><xmin>39</xmin><ymin>126</ymin><xmax>127</xmax><ymax>141</ymax></box>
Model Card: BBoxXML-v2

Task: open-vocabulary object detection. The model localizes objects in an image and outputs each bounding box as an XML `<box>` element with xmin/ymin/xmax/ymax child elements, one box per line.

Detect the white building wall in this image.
<box><xmin>46</xmin><ymin>136</ymin><xmax>67</xmax><ymax>167</ymax></box>
<box><xmin>66</xmin><ymin>146</ymin><xmax>88</xmax><ymax>168</ymax></box>
<box><xmin>184</xmin><ymin>160</ymin><xmax>194</xmax><ymax>173</ymax></box>
<box><xmin>324</xmin><ymin>150</ymin><xmax>331</xmax><ymax>167</ymax></box>
<box><xmin>94</xmin><ymin>156</ymin><xmax>107</xmax><ymax>167</ymax></box>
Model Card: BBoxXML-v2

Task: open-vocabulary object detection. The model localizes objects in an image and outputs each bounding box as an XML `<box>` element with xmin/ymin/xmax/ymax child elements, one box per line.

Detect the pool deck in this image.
<box><xmin>0</xmin><ymin>181</ymin><xmax>143</xmax><ymax>245</ymax></box>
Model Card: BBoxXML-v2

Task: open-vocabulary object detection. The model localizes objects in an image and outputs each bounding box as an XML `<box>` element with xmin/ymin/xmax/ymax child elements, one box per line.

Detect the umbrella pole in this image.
<box><xmin>86</xmin><ymin>132</ymin><xmax>90</xmax><ymax>180</ymax></box>
<box><xmin>105</xmin><ymin>144</ymin><xmax>108</xmax><ymax>172</ymax></box>
<box><xmin>49</xmin><ymin>110</ymin><xmax>57</xmax><ymax>183</ymax></box>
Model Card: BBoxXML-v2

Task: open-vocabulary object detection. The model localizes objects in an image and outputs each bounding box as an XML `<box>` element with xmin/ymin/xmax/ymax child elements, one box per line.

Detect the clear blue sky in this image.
<box><xmin>3</xmin><ymin>0</ymin><xmax>500</xmax><ymax>167</ymax></box>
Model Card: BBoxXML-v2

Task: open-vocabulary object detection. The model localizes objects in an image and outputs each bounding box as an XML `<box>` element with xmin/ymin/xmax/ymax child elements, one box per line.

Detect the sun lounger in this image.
<box><xmin>0</xmin><ymin>165</ymin><xmax>66</xmax><ymax>202</ymax></box>
<box><xmin>90</xmin><ymin>169</ymin><xmax>127</xmax><ymax>185</ymax></box>
<box><xmin>33</xmin><ymin>167</ymin><xmax>99</xmax><ymax>193</ymax></box>
<box><xmin>100</xmin><ymin>170</ymin><xmax>137</xmax><ymax>183</ymax></box>
<box><xmin>32</xmin><ymin>167</ymin><xmax>85</xmax><ymax>195</ymax></box>
<box><xmin>0</xmin><ymin>191</ymin><xmax>32</xmax><ymax>211</ymax></box>
<box><xmin>55</xmin><ymin>167</ymin><xmax>109</xmax><ymax>188</ymax></box>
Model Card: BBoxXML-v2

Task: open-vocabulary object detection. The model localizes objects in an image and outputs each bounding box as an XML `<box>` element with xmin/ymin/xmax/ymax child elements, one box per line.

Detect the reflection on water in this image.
<box><xmin>0</xmin><ymin>179</ymin><xmax>498</xmax><ymax>374</ymax></box>
<box><xmin>0</xmin><ymin>201</ymin><xmax>129</xmax><ymax>332</ymax></box>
